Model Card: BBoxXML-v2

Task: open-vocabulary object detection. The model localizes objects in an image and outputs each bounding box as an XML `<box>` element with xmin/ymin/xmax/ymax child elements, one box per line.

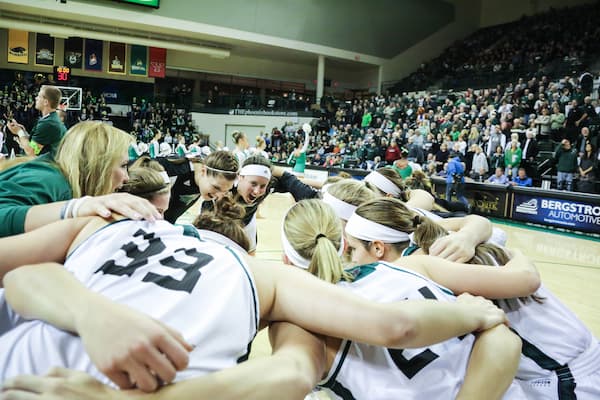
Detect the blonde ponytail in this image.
<box><xmin>283</xmin><ymin>199</ymin><xmax>352</xmax><ymax>283</ymax></box>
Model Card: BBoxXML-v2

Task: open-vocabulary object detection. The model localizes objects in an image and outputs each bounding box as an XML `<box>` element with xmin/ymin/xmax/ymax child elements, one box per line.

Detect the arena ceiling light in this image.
<box><xmin>0</xmin><ymin>17</ymin><xmax>230</xmax><ymax>58</ymax></box>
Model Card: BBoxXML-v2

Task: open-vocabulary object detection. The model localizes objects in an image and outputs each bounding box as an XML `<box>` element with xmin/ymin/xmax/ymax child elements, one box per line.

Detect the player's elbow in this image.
<box><xmin>273</xmin><ymin>354</ymin><xmax>319</xmax><ymax>399</ymax></box>
<box><xmin>3</xmin><ymin>266</ymin><xmax>27</xmax><ymax>290</ymax></box>
<box><xmin>379</xmin><ymin>314</ymin><xmax>418</xmax><ymax>348</ymax></box>
<box><xmin>506</xmin><ymin>327</ymin><xmax>523</xmax><ymax>359</ymax></box>
<box><xmin>3</xmin><ymin>266</ymin><xmax>32</xmax><ymax>310</ymax></box>
<box><xmin>522</xmin><ymin>270</ymin><xmax>542</xmax><ymax>296</ymax></box>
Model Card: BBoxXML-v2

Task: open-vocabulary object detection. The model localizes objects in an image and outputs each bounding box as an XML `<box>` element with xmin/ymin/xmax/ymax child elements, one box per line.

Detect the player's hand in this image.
<box><xmin>76</xmin><ymin>193</ymin><xmax>162</xmax><ymax>222</ymax></box>
<box><xmin>1</xmin><ymin>368</ymin><xmax>123</xmax><ymax>400</ymax></box>
<box><xmin>428</xmin><ymin>231</ymin><xmax>475</xmax><ymax>263</ymax></box>
<box><xmin>456</xmin><ymin>293</ymin><xmax>508</xmax><ymax>331</ymax></box>
<box><xmin>75</xmin><ymin>300</ymin><xmax>193</xmax><ymax>392</ymax></box>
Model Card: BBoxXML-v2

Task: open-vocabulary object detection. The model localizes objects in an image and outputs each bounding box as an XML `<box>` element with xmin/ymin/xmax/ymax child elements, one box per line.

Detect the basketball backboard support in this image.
<box><xmin>55</xmin><ymin>86</ymin><xmax>82</xmax><ymax>111</ymax></box>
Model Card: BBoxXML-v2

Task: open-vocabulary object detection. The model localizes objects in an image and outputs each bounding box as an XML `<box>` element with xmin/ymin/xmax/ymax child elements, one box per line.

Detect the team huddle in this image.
<box><xmin>0</xmin><ymin>121</ymin><xmax>598</xmax><ymax>400</ymax></box>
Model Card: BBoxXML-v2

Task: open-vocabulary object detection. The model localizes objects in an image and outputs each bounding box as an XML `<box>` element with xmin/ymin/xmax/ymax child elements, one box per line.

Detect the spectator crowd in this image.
<box><xmin>2</xmin><ymin>1</ymin><xmax>600</xmax><ymax>193</ymax></box>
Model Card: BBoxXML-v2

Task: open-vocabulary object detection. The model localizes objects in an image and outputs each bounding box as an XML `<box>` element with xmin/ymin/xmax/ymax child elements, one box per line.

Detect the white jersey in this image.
<box><xmin>233</xmin><ymin>149</ymin><xmax>249</xmax><ymax>165</ymax></box>
<box><xmin>319</xmin><ymin>261</ymin><xmax>475</xmax><ymax>399</ymax></box>
<box><xmin>500</xmin><ymin>285</ymin><xmax>600</xmax><ymax>399</ymax></box>
<box><xmin>409</xmin><ymin>206</ymin><xmax>507</xmax><ymax>247</ymax></box>
<box><xmin>0</xmin><ymin>220</ymin><xmax>259</xmax><ymax>385</ymax></box>
<box><xmin>409</xmin><ymin>206</ymin><xmax>441</xmax><ymax>221</ymax></box>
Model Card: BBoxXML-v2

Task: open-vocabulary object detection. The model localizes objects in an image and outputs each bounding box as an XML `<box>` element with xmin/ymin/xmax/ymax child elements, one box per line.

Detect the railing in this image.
<box><xmin>538</xmin><ymin>158</ymin><xmax>553</xmax><ymax>177</ymax></box>
<box><xmin>273</xmin><ymin>162</ymin><xmax>599</xmax><ymax>235</ymax></box>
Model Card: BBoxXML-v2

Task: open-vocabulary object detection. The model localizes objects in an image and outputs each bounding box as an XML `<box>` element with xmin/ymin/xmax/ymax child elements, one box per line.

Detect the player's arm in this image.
<box><xmin>148</xmin><ymin>322</ymin><xmax>325</xmax><ymax>399</ymax></box>
<box><xmin>403</xmin><ymin>249</ymin><xmax>540</xmax><ymax>299</ymax></box>
<box><xmin>23</xmin><ymin>193</ymin><xmax>161</xmax><ymax>234</ymax></box>
<box><xmin>0</xmin><ymin>217</ymin><xmax>92</xmax><ymax>282</ymax></box>
<box><xmin>300</xmin><ymin>125</ymin><xmax>310</xmax><ymax>153</ymax></box>
<box><xmin>456</xmin><ymin>324</ymin><xmax>521</xmax><ymax>400</ymax></box>
<box><xmin>405</xmin><ymin>189</ymin><xmax>435</xmax><ymax>210</ymax></box>
<box><xmin>252</xmin><ymin>259</ymin><xmax>507</xmax><ymax>349</ymax></box>
<box><xmin>1</xmin><ymin>323</ymin><xmax>326</xmax><ymax>400</ymax></box>
<box><xmin>270</xmin><ymin>166</ymin><xmax>321</xmax><ymax>200</ymax></box>
<box><xmin>3</xmin><ymin>262</ymin><xmax>192</xmax><ymax>392</ymax></box>
<box><xmin>429</xmin><ymin>215</ymin><xmax>493</xmax><ymax>262</ymax></box>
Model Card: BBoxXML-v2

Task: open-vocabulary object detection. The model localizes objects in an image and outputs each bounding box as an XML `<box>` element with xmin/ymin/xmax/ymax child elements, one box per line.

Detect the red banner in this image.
<box><xmin>148</xmin><ymin>47</ymin><xmax>166</xmax><ymax>78</ymax></box>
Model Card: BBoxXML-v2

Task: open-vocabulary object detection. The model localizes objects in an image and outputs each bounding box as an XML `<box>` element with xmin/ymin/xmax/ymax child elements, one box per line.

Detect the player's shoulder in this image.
<box><xmin>68</xmin><ymin>215</ymin><xmax>122</xmax><ymax>254</ymax></box>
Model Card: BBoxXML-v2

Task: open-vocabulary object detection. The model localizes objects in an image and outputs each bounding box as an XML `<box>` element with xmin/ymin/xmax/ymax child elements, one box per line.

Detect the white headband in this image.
<box><xmin>322</xmin><ymin>192</ymin><xmax>357</xmax><ymax>221</ymax></box>
<box><xmin>197</xmin><ymin>229</ymin><xmax>247</xmax><ymax>255</ymax></box>
<box><xmin>239</xmin><ymin>164</ymin><xmax>272</xmax><ymax>180</ymax></box>
<box><xmin>281</xmin><ymin>206</ymin><xmax>345</xmax><ymax>269</ymax></box>
<box><xmin>159</xmin><ymin>171</ymin><xmax>171</xmax><ymax>185</ymax></box>
<box><xmin>363</xmin><ymin>171</ymin><xmax>401</xmax><ymax>197</ymax></box>
<box><xmin>345</xmin><ymin>213</ymin><xmax>410</xmax><ymax>243</ymax></box>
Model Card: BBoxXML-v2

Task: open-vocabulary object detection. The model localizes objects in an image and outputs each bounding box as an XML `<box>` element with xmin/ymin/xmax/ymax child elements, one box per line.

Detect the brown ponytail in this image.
<box><xmin>193</xmin><ymin>195</ymin><xmax>250</xmax><ymax>252</ymax></box>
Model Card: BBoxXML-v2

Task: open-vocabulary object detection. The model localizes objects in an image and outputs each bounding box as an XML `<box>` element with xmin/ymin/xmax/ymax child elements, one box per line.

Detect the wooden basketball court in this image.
<box><xmin>250</xmin><ymin>192</ymin><xmax>600</xmax><ymax>371</ymax></box>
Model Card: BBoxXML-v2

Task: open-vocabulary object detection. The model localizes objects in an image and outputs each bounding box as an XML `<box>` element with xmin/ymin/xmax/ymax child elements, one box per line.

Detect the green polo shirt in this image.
<box><xmin>0</xmin><ymin>156</ymin><xmax>71</xmax><ymax>237</ymax></box>
<box><xmin>30</xmin><ymin>111</ymin><xmax>67</xmax><ymax>156</ymax></box>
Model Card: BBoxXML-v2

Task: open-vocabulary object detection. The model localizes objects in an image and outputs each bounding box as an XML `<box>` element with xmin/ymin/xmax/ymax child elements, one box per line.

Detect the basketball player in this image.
<box><xmin>181</xmin><ymin>155</ymin><xmax>322</xmax><ymax>253</ymax></box>
<box><xmin>281</xmin><ymin>199</ymin><xmax>527</xmax><ymax>399</ymax></box>
<box><xmin>159</xmin><ymin>150</ymin><xmax>239</xmax><ymax>223</ymax></box>
<box><xmin>321</xmin><ymin>179</ymin><xmax>502</xmax><ymax>262</ymax></box>
<box><xmin>288</xmin><ymin>123</ymin><xmax>311</xmax><ymax>175</ymax></box>
<box><xmin>119</xmin><ymin>156</ymin><xmax>172</xmax><ymax>217</ymax></box>
<box><xmin>414</xmin><ymin>223</ymin><xmax>600</xmax><ymax>400</ymax></box>
<box><xmin>343</xmin><ymin>197</ymin><xmax>599</xmax><ymax>399</ymax></box>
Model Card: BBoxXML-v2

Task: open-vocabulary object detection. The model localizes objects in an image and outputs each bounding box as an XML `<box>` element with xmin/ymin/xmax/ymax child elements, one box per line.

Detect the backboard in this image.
<box><xmin>55</xmin><ymin>86</ymin><xmax>82</xmax><ymax>111</ymax></box>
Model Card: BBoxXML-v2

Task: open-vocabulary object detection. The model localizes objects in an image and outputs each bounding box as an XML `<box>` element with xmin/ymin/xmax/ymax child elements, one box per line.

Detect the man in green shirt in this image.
<box><xmin>7</xmin><ymin>85</ymin><xmax>67</xmax><ymax>157</ymax></box>
<box><xmin>554</xmin><ymin>139</ymin><xmax>578</xmax><ymax>191</ymax></box>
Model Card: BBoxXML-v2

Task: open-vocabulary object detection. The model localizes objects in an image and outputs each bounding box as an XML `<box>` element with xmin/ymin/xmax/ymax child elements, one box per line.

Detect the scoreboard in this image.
<box><xmin>53</xmin><ymin>66</ymin><xmax>71</xmax><ymax>83</ymax></box>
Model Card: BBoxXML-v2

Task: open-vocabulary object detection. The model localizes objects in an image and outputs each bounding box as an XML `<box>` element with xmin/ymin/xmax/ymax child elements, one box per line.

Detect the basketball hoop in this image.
<box><xmin>55</xmin><ymin>86</ymin><xmax>82</xmax><ymax>111</ymax></box>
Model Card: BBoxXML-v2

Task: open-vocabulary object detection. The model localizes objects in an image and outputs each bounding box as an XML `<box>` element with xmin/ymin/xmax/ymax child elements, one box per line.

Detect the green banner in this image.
<box><xmin>130</xmin><ymin>45</ymin><xmax>148</xmax><ymax>76</ymax></box>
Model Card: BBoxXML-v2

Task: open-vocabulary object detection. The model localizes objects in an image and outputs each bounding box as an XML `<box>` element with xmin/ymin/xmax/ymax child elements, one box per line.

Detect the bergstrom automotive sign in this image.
<box><xmin>512</xmin><ymin>194</ymin><xmax>600</xmax><ymax>233</ymax></box>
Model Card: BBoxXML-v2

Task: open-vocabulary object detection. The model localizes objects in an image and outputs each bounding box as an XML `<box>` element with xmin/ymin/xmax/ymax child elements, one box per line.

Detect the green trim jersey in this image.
<box><xmin>292</xmin><ymin>150</ymin><xmax>307</xmax><ymax>173</ymax></box>
<box><xmin>320</xmin><ymin>261</ymin><xmax>524</xmax><ymax>400</ymax></box>
<box><xmin>320</xmin><ymin>261</ymin><xmax>473</xmax><ymax>399</ymax></box>
<box><xmin>502</xmin><ymin>285</ymin><xmax>600</xmax><ymax>399</ymax></box>
<box><xmin>0</xmin><ymin>220</ymin><xmax>259</xmax><ymax>385</ymax></box>
<box><xmin>409</xmin><ymin>206</ymin><xmax>508</xmax><ymax>247</ymax></box>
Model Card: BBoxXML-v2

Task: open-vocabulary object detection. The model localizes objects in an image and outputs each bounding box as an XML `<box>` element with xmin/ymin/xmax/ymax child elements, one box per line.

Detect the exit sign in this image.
<box><xmin>115</xmin><ymin>0</ymin><xmax>160</xmax><ymax>8</ymax></box>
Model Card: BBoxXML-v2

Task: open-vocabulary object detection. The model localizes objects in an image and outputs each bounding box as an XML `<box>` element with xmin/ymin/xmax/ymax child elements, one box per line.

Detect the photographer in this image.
<box><xmin>445</xmin><ymin>150</ymin><xmax>469</xmax><ymax>209</ymax></box>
